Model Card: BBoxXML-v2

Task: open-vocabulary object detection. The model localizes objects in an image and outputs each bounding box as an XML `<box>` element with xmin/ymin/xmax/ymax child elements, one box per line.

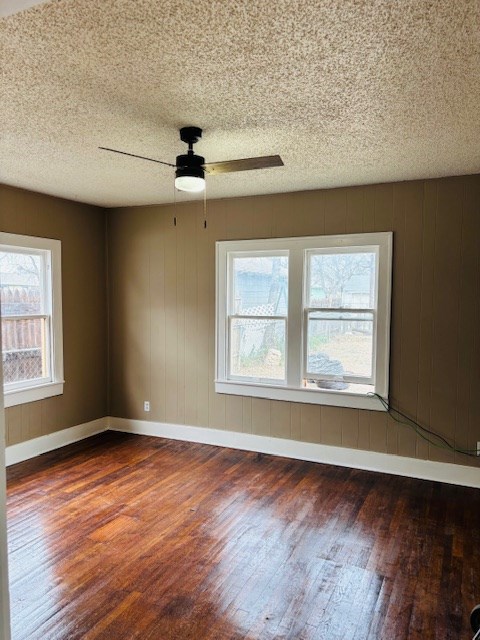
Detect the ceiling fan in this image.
<box><xmin>99</xmin><ymin>126</ymin><xmax>284</xmax><ymax>193</ymax></box>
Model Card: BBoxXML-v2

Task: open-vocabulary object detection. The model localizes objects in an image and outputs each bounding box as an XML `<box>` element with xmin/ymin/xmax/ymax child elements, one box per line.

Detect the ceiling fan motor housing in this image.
<box><xmin>175</xmin><ymin>152</ymin><xmax>205</xmax><ymax>181</ymax></box>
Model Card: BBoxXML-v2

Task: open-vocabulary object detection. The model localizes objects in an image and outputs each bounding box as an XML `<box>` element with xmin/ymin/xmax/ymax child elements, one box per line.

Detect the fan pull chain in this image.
<box><xmin>173</xmin><ymin>173</ymin><xmax>177</xmax><ymax>227</ymax></box>
<box><xmin>203</xmin><ymin>182</ymin><xmax>207</xmax><ymax>229</ymax></box>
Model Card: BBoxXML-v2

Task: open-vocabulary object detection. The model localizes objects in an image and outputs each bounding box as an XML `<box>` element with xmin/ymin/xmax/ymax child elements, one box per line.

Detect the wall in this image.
<box><xmin>108</xmin><ymin>175</ymin><xmax>480</xmax><ymax>468</ymax></box>
<box><xmin>0</xmin><ymin>185</ymin><xmax>108</xmax><ymax>445</ymax></box>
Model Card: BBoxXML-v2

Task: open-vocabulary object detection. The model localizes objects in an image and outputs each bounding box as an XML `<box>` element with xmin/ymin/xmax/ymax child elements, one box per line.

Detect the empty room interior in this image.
<box><xmin>1</xmin><ymin>1</ymin><xmax>479</xmax><ymax>639</ymax></box>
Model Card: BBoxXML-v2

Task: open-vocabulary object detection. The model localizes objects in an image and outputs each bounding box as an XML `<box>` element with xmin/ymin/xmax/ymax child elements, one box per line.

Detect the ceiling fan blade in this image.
<box><xmin>99</xmin><ymin>147</ymin><xmax>175</xmax><ymax>168</ymax></box>
<box><xmin>204</xmin><ymin>155</ymin><xmax>283</xmax><ymax>175</ymax></box>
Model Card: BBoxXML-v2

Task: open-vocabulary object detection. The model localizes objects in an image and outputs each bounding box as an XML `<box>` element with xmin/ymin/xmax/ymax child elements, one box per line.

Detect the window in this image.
<box><xmin>228</xmin><ymin>253</ymin><xmax>288</xmax><ymax>383</ymax></box>
<box><xmin>0</xmin><ymin>233</ymin><xmax>64</xmax><ymax>407</ymax></box>
<box><xmin>216</xmin><ymin>232</ymin><xmax>392</xmax><ymax>411</ymax></box>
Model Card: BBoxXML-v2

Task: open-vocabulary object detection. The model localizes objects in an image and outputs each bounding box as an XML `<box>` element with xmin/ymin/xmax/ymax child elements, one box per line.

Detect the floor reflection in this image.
<box><xmin>201</xmin><ymin>484</ymin><xmax>383</xmax><ymax>638</ymax></box>
<box><xmin>7</xmin><ymin>434</ymin><xmax>477</xmax><ymax>639</ymax></box>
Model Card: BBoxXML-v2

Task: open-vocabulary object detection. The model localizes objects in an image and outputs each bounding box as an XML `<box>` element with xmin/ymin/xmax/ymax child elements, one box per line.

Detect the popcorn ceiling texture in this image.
<box><xmin>1</xmin><ymin>0</ymin><xmax>479</xmax><ymax>207</ymax></box>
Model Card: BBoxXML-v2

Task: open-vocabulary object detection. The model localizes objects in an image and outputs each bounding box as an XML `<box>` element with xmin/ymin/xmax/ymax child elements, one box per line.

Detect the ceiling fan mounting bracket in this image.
<box><xmin>179</xmin><ymin>126</ymin><xmax>203</xmax><ymax>147</ymax></box>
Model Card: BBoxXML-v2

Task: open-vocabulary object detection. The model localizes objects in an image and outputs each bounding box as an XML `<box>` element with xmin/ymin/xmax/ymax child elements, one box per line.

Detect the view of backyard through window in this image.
<box><xmin>0</xmin><ymin>250</ymin><xmax>47</xmax><ymax>385</ymax></box>
<box><xmin>305</xmin><ymin>251</ymin><xmax>376</xmax><ymax>389</ymax></box>
<box><xmin>229</xmin><ymin>251</ymin><xmax>376</xmax><ymax>389</ymax></box>
<box><xmin>230</xmin><ymin>255</ymin><xmax>288</xmax><ymax>380</ymax></box>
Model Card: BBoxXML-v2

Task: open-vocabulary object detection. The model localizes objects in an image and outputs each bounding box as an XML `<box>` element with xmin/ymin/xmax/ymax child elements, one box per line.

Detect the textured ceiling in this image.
<box><xmin>1</xmin><ymin>0</ymin><xmax>479</xmax><ymax>208</ymax></box>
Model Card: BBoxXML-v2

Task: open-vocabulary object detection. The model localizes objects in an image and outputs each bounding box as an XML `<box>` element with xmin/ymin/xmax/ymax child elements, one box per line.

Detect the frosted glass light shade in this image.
<box><xmin>175</xmin><ymin>175</ymin><xmax>205</xmax><ymax>192</ymax></box>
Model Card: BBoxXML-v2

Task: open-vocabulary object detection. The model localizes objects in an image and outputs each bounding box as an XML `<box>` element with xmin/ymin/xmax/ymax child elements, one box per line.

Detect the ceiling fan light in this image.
<box><xmin>174</xmin><ymin>175</ymin><xmax>205</xmax><ymax>192</ymax></box>
<box><xmin>175</xmin><ymin>151</ymin><xmax>205</xmax><ymax>192</ymax></box>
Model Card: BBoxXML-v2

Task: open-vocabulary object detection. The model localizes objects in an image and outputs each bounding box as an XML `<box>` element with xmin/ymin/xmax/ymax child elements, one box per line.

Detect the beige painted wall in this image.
<box><xmin>0</xmin><ymin>185</ymin><xmax>108</xmax><ymax>446</ymax></box>
<box><xmin>108</xmin><ymin>175</ymin><xmax>480</xmax><ymax>468</ymax></box>
<box><xmin>1</xmin><ymin>176</ymin><xmax>479</xmax><ymax>469</ymax></box>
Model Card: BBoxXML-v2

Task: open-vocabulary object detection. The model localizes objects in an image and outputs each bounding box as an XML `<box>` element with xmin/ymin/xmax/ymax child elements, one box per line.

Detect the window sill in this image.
<box><xmin>215</xmin><ymin>380</ymin><xmax>387</xmax><ymax>411</ymax></box>
<box><xmin>4</xmin><ymin>381</ymin><xmax>64</xmax><ymax>408</ymax></box>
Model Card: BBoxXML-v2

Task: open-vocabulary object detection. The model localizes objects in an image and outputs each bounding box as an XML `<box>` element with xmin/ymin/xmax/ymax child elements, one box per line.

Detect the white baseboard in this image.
<box><xmin>5</xmin><ymin>417</ymin><xmax>108</xmax><ymax>466</ymax></box>
<box><xmin>5</xmin><ymin>415</ymin><xmax>479</xmax><ymax>488</ymax></box>
<box><xmin>108</xmin><ymin>416</ymin><xmax>480</xmax><ymax>489</ymax></box>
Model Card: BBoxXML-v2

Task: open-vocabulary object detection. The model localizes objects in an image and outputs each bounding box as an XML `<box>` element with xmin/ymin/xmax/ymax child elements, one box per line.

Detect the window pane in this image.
<box><xmin>308</xmin><ymin>252</ymin><xmax>376</xmax><ymax>309</ymax></box>
<box><xmin>232</xmin><ymin>255</ymin><xmax>288</xmax><ymax>315</ymax></box>
<box><xmin>2</xmin><ymin>317</ymin><xmax>49</xmax><ymax>384</ymax></box>
<box><xmin>307</xmin><ymin>311</ymin><xmax>373</xmax><ymax>378</ymax></box>
<box><xmin>0</xmin><ymin>251</ymin><xmax>43</xmax><ymax>316</ymax></box>
<box><xmin>230</xmin><ymin>318</ymin><xmax>286</xmax><ymax>380</ymax></box>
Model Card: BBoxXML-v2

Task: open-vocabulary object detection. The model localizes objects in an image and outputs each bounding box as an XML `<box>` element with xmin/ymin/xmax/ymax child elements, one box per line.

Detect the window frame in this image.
<box><xmin>0</xmin><ymin>232</ymin><xmax>64</xmax><ymax>407</ymax></box>
<box><xmin>216</xmin><ymin>232</ymin><xmax>392</xmax><ymax>412</ymax></box>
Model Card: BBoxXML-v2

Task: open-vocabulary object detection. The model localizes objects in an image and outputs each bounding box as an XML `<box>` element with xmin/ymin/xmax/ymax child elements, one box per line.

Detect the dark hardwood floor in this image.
<box><xmin>6</xmin><ymin>431</ymin><xmax>480</xmax><ymax>639</ymax></box>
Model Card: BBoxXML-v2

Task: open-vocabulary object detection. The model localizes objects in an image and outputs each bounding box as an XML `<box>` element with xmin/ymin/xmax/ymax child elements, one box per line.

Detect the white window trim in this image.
<box><xmin>0</xmin><ymin>232</ymin><xmax>64</xmax><ymax>408</ymax></box>
<box><xmin>215</xmin><ymin>232</ymin><xmax>392</xmax><ymax>412</ymax></box>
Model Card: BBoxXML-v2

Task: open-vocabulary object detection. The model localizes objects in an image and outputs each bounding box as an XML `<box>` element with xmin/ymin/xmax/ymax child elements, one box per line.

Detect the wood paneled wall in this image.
<box><xmin>2</xmin><ymin>176</ymin><xmax>479</xmax><ymax>469</ymax></box>
<box><xmin>108</xmin><ymin>175</ymin><xmax>480</xmax><ymax>468</ymax></box>
<box><xmin>0</xmin><ymin>185</ymin><xmax>108</xmax><ymax>445</ymax></box>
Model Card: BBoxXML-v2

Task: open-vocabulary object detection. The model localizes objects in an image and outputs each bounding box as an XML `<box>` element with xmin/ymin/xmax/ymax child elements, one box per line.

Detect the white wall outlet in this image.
<box><xmin>477</xmin><ymin>441</ymin><xmax>480</xmax><ymax>456</ymax></box>
<box><xmin>144</xmin><ymin>401</ymin><xmax>150</xmax><ymax>412</ymax></box>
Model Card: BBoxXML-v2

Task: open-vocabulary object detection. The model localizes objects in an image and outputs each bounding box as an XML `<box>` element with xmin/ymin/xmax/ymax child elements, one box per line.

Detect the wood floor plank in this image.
<box><xmin>6</xmin><ymin>431</ymin><xmax>480</xmax><ymax>639</ymax></box>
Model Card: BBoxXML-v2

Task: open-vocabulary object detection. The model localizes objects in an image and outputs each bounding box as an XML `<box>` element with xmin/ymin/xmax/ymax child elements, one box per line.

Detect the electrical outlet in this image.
<box><xmin>477</xmin><ymin>441</ymin><xmax>480</xmax><ymax>456</ymax></box>
<box><xmin>144</xmin><ymin>401</ymin><xmax>150</xmax><ymax>412</ymax></box>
